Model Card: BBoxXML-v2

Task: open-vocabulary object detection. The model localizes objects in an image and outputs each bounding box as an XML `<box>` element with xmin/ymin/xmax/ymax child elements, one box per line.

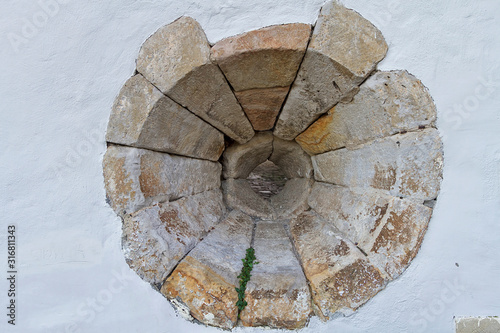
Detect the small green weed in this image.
<box><xmin>235</xmin><ymin>247</ymin><xmax>259</xmax><ymax>319</ymax></box>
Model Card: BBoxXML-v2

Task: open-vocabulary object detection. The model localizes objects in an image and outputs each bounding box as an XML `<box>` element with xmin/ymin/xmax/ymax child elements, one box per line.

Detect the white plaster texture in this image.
<box><xmin>1</xmin><ymin>0</ymin><xmax>500</xmax><ymax>333</ymax></box>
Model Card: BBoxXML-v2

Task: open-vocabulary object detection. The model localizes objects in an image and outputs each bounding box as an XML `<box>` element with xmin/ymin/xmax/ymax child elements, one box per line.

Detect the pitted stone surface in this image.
<box><xmin>222</xmin><ymin>179</ymin><xmax>274</xmax><ymax>219</ymax></box>
<box><xmin>455</xmin><ymin>317</ymin><xmax>500</xmax><ymax>333</ymax></box>
<box><xmin>161</xmin><ymin>211</ymin><xmax>253</xmax><ymax>329</ymax></box>
<box><xmin>103</xmin><ymin>145</ymin><xmax>221</xmax><ymax>216</ymax></box>
<box><xmin>122</xmin><ymin>189</ymin><xmax>225</xmax><ymax>285</ymax></box>
<box><xmin>240</xmin><ymin>221</ymin><xmax>312</xmax><ymax>329</ymax></box>
<box><xmin>136</xmin><ymin>16</ymin><xmax>254</xmax><ymax>144</ymax></box>
<box><xmin>290</xmin><ymin>211</ymin><xmax>386</xmax><ymax>318</ymax></box>
<box><xmin>106</xmin><ymin>75</ymin><xmax>224</xmax><ymax>161</ymax></box>
<box><xmin>274</xmin><ymin>1</ymin><xmax>388</xmax><ymax>140</ymax></box>
<box><xmin>296</xmin><ymin>70</ymin><xmax>437</xmax><ymax>155</ymax></box>
<box><xmin>271</xmin><ymin>178</ymin><xmax>313</xmax><ymax>219</ymax></box>
<box><xmin>270</xmin><ymin>137</ymin><xmax>313</xmax><ymax>178</ymax></box>
<box><xmin>222</xmin><ymin>131</ymin><xmax>273</xmax><ymax>179</ymax></box>
<box><xmin>312</xmin><ymin>129</ymin><xmax>443</xmax><ymax>201</ymax></box>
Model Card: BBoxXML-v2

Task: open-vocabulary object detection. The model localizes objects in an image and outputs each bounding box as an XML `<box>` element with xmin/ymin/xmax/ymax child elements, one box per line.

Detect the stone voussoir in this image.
<box><xmin>122</xmin><ymin>189</ymin><xmax>226</xmax><ymax>286</ymax></box>
<box><xmin>312</xmin><ymin>128</ymin><xmax>443</xmax><ymax>201</ymax></box>
<box><xmin>290</xmin><ymin>211</ymin><xmax>386</xmax><ymax>318</ymax></box>
<box><xmin>161</xmin><ymin>210</ymin><xmax>253</xmax><ymax>329</ymax></box>
<box><xmin>271</xmin><ymin>178</ymin><xmax>313</xmax><ymax>220</ymax></box>
<box><xmin>296</xmin><ymin>70</ymin><xmax>437</xmax><ymax>155</ymax></box>
<box><xmin>222</xmin><ymin>131</ymin><xmax>273</xmax><ymax>179</ymax></box>
<box><xmin>270</xmin><ymin>137</ymin><xmax>313</xmax><ymax>178</ymax></box>
<box><xmin>103</xmin><ymin>145</ymin><xmax>222</xmax><ymax>216</ymax></box>
<box><xmin>136</xmin><ymin>16</ymin><xmax>254</xmax><ymax>144</ymax></box>
<box><xmin>222</xmin><ymin>179</ymin><xmax>274</xmax><ymax>219</ymax></box>
<box><xmin>211</xmin><ymin>23</ymin><xmax>311</xmax><ymax>132</ymax></box>
<box><xmin>240</xmin><ymin>220</ymin><xmax>312</xmax><ymax>329</ymax></box>
<box><xmin>274</xmin><ymin>1</ymin><xmax>388</xmax><ymax>140</ymax></box>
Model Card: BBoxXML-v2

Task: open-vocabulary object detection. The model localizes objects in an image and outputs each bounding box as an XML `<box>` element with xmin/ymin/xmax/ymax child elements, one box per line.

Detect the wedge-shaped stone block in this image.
<box><xmin>234</xmin><ymin>87</ymin><xmax>288</xmax><ymax>131</ymax></box>
<box><xmin>106</xmin><ymin>74</ymin><xmax>224</xmax><ymax>161</ymax></box>
<box><xmin>309</xmin><ymin>183</ymin><xmax>392</xmax><ymax>247</ymax></box>
<box><xmin>161</xmin><ymin>211</ymin><xmax>253</xmax><ymax>329</ymax></box>
<box><xmin>367</xmin><ymin>198</ymin><xmax>432</xmax><ymax>279</ymax></box>
<box><xmin>290</xmin><ymin>211</ymin><xmax>385</xmax><ymax>318</ymax></box>
<box><xmin>271</xmin><ymin>178</ymin><xmax>313</xmax><ymax>219</ymax></box>
<box><xmin>241</xmin><ymin>221</ymin><xmax>312</xmax><ymax>329</ymax></box>
<box><xmin>103</xmin><ymin>145</ymin><xmax>221</xmax><ymax>216</ymax></box>
<box><xmin>296</xmin><ymin>70</ymin><xmax>437</xmax><ymax>155</ymax></box>
<box><xmin>270</xmin><ymin>137</ymin><xmax>313</xmax><ymax>178</ymax></box>
<box><xmin>222</xmin><ymin>131</ymin><xmax>273</xmax><ymax>179</ymax></box>
<box><xmin>222</xmin><ymin>179</ymin><xmax>273</xmax><ymax>219</ymax></box>
<box><xmin>312</xmin><ymin>129</ymin><xmax>443</xmax><ymax>201</ymax></box>
<box><xmin>136</xmin><ymin>16</ymin><xmax>254</xmax><ymax>143</ymax></box>
<box><xmin>122</xmin><ymin>190</ymin><xmax>225</xmax><ymax>285</ymax></box>
<box><xmin>275</xmin><ymin>1</ymin><xmax>388</xmax><ymax>140</ymax></box>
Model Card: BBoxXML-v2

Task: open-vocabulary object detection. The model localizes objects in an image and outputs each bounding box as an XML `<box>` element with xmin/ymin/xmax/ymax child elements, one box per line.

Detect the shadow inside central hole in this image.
<box><xmin>246</xmin><ymin>160</ymin><xmax>288</xmax><ymax>200</ymax></box>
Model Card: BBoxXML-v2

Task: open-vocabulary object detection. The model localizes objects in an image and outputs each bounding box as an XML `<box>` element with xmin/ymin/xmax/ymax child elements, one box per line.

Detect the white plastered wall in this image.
<box><xmin>1</xmin><ymin>0</ymin><xmax>499</xmax><ymax>332</ymax></box>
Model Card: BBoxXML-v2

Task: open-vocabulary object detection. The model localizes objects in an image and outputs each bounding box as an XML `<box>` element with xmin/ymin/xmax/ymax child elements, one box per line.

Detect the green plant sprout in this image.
<box><xmin>235</xmin><ymin>247</ymin><xmax>259</xmax><ymax>319</ymax></box>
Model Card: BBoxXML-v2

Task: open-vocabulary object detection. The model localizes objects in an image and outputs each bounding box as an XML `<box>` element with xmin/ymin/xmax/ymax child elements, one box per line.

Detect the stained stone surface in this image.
<box><xmin>296</xmin><ymin>70</ymin><xmax>437</xmax><ymax>155</ymax></box>
<box><xmin>312</xmin><ymin>129</ymin><xmax>443</xmax><ymax>201</ymax></box>
<box><xmin>274</xmin><ymin>1</ymin><xmax>388</xmax><ymax>140</ymax></box>
<box><xmin>455</xmin><ymin>317</ymin><xmax>500</xmax><ymax>333</ymax></box>
<box><xmin>161</xmin><ymin>211</ymin><xmax>253</xmax><ymax>329</ymax></box>
<box><xmin>222</xmin><ymin>131</ymin><xmax>273</xmax><ymax>179</ymax></box>
<box><xmin>222</xmin><ymin>179</ymin><xmax>274</xmax><ymax>219</ymax></box>
<box><xmin>106</xmin><ymin>74</ymin><xmax>225</xmax><ymax>161</ymax></box>
<box><xmin>136</xmin><ymin>16</ymin><xmax>254</xmax><ymax>144</ymax></box>
<box><xmin>290</xmin><ymin>211</ymin><xmax>386</xmax><ymax>318</ymax></box>
<box><xmin>103</xmin><ymin>145</ymin><xmax>221</xmax><ymax>216</ymax></box>
<box><xmin>271</xmin><ymin>178</ymin><xmax>313</xmax><ymax>219</ymax></box>
<box><xmin>270</xmin><ymin>137</ymin><xmax>313</xmax><ymax>178</ymax></box>
<box><xmin>122</xmin><ymin>190</ymin><xmax>225</xmax><ymax>285</ymax></box>
<box><xmin>240</xmin><ymin>221</ymin><xmax>312</xmax><ymax>329</ymax></box>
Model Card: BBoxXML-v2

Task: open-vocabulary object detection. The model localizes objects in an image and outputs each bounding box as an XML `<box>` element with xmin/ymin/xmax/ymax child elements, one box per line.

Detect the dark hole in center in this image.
<box><xmin>246</xmin><ymin>160</ymin><xmax>288</xmax><ymax>200</ymax></box>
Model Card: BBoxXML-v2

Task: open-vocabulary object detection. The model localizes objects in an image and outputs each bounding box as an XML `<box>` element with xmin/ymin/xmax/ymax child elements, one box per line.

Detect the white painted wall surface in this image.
<box><xmin>1</xmin><ymin>0</ymin><xmax>499</xmax><ymax>332</ymax></box>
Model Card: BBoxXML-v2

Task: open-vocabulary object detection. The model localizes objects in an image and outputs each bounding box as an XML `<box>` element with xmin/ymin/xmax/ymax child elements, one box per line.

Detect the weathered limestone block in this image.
<box><xmin>222</xmin><ymin>179</ymin><xmax>273</xmax><ymax>219</ymax></box>
<box><xmin>241</xmin><ymin>221</ymin><xmax>312</xmax><ymax>329</ymax></box>
<box><xmin>122</xmin><ymin>190</ymin><xmax>225</xmax><ymax>286</ymax></box>
<box><xmin>234</xmin><ymin>87</ymin><xmax>288</xmax><ymax>131</ymax></box>
<box><xmin>312</xmin><ymin>129</ymin><xmax>443</xmax><ymax>201</ymax></box>
<box><xmin>106</xmin><ymin>74</ymin><xmax>224</xmax><ymax>161</ymax></box>
<box><xmin>296</xmin><ymin>70</ymin><xmax>437</xmax><ymax>155</ymax></box>
<box><xmin>136</xmin><ymin>16</ymin><xmax>254</xmax><ymax>143</ymax></box>
<box><xmin>308</xmin><ymin>183</ymin><xmax>392</xmax><ymax>247</ymax></box>
<box><xmin>211</xmin><ymin>24</ymin><xmax>311</xmax><ymax>132</ymax></box>
<box><xmin>366</xmin><ymin>198</ymin><xmax>432</xmax><ymax>279</ymax></box>
<box><xmin>222</xmin><ymin>131</ymin><xmax>273</xmax><ymax>179</ymax></box>
<box><xmin>270</xmin><ymin>137</ymin><xmax>313</xmax><ymax>178</ymax></box>
<box><xmin>271</xmin><ymin>178</ymin><xmax>313</xmax><ymax>219</ymax></box>
<box><xmin>161</xmin><ymin>211</ymin><xmax>253</xmax><ymax>329</ymax></box>
<box><xmin>274</xmin><ymin>1</ymin><xmax>388</xmax><ymax>140</ymax></box>
<box><xmin>103</xmin><ymin>145</ymin><xmax>221</xmax><ymax>216</ymax></box>
<box><xmin>290</xmin><ymin>211</ymin><xmax>386</xmax><ymax>318</ymax></box>
<box><xmin>456</xmin><ymin>317</ymin><xmax>500</xmax><ymax>333</ymax></box>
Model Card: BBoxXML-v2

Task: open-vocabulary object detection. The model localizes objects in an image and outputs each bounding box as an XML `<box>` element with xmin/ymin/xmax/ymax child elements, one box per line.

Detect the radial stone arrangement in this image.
<box><xmin>103</xmin><ymin>1</ymin><xmax>443</xmax><ymax>330</ymax></box>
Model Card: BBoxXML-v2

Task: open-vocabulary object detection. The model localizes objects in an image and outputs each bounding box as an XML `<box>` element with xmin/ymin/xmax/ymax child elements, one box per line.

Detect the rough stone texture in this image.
<box><xmin>274</xmin><ymin>1</ymin><xmax>388</xmax><ymax>140</ymax></box>
<box><xmin>222</xmin><ymin>179</ymin><xmax>273</xmax><ymax>219</ymax></box>
<box><xmin>290</xmin><ymin>211</ymin><xmax>386</xmax><ymax>318</ymax></box>
<box><xmin>222</xmin><ymin>131</ymin><xmax>273</xmax><ymax>179</ymax></box>
<box><xmin>234</xmin><ymin>87</ymin><xmax>288</xmax><ymax>131</ymax></box>
<box><xmin>270</xmin><ymin>137</ymin><xmax>313</xmax><ymax>178</ymax></box>
<box><xmin>271</xmin><ymin>178</ymin><xmax>313</xmax><ymax>219</ymax></box>
<box><xmin>122</xmin><ymin>190</ymin><xmax>225</xmax><ymax>285</ymax></box>
<box><xmin>455</xmin><ymin>317</ymin><xmax>500</xmax><ymax>333</ymax></box>
<box><xmin>212</xmin><ymin>23</ymin><xmax>311</xmax><ymax>133</ymax></box>
<box><xmin>296</xmin><ymin>70</ymin><xmax>437</xmax><ymax>155</ymax></box>
<box><xmin>308</xmin><ymin>182</ymin><xmax>432</xmax><ymax>279</ymax></box>
<box><xmin>211</xmin><ymin>23</ymin><xmax>311</xmax><ymax>91</ymax></box>
<box><xmin>240</xmin><ymin>221</ymin><xmax>312</xmax><ymax>329</ymax></box>
<box><xmin>106</xmin><ymin>74</ymin><xmax>225</xmax><ymax>161</ymax></box>
<box><xmin>161</xmin><ymin>211</ymin><xmax>253</xmax><ymax>329</ymax></box>
<box><xmin>103</xmin><ymin>145</ymin><xmax>221</xmax><ymax>216</ymax></box>
<box><xmin>312</xmin><ymin>128</ymin><xmax>443</xmax><ymax>201</ymax></box>
<box><xmin>136</xmin><ymin>16</ymin><xmax>254</xmax><ymax>144</ymax></box>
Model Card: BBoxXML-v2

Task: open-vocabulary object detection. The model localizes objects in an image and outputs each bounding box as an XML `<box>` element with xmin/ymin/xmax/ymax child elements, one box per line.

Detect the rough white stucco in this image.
<box><xmin>1</xmin><ymin>0</ymin><xmax>499</xmax><ymax>332</ymax></box>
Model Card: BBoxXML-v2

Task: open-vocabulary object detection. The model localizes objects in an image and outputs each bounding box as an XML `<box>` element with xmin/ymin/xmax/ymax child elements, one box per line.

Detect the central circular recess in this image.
<box><xmin>103</xmin><ymin>1</ymin><xmax>443</xmax><ymax>330</ymax></box>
